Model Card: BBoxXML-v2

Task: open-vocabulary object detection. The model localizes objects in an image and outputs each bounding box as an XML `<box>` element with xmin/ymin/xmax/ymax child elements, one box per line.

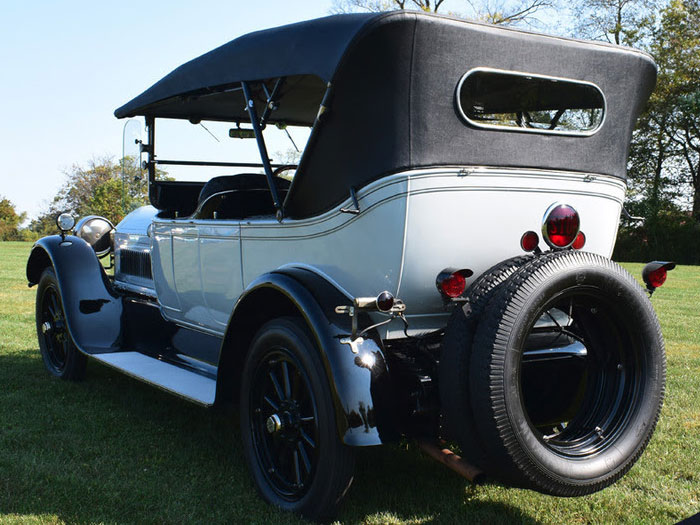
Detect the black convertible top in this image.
<box><xmin>114</xmin><ymin>13</ymin><xmax>377</xmax><ymax>124</ymax></box>
<box><xmin>115</xmin><ymin>11</ymin><xmax>657</xmax><ymax>219</ymax></box>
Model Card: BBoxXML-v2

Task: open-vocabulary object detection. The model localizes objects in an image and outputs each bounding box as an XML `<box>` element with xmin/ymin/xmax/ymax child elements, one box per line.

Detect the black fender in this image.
<box><xmin>26</xmin><ymin>235</ymin><xmax>123</xmax><ymax>354</ymax></box>
<box><xmin>217</xmin><ymin>267</ymin><xmax>395</xmax><ymax>446</ymax></box>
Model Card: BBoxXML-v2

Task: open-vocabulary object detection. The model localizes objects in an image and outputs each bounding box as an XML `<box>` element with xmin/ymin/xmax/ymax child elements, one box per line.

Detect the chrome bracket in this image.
<box><xmin>339</xmin><ymin>336</ymin><xmax>364</xmax><ymax>354</ymax></box>
<box><xmin>335</xmin><ymin>294</ymin><xmax>406</xmax><ymax>341</ymax></box>
<box><xmin>340</xmin><ymin>186</ymin><xmax>361</xmax><ymax>215</ymax></box>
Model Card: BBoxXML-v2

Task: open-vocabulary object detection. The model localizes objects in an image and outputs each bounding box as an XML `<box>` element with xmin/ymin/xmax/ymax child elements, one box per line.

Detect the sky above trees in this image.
<box><xmin>0</xmin><ymin>0</ymin><xmax>333</xmax><ymax>223</ymax></box>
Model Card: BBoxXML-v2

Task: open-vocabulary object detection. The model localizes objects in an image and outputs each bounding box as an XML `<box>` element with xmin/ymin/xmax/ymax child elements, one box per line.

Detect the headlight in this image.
<box><xmin>75</xmin><ymin>215</ymin><xmax>114</xmax><ymax>257</ymax></box>
<box><xmin>56</xmin><ymin>213</ymin><xmax>75</xmax><ymax>233</ymax></box>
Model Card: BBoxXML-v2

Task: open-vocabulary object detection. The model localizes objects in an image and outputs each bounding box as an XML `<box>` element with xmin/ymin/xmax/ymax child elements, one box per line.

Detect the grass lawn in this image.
<box><xmin>0</xmin><ymin>240</ymin><xmax>698</xmax><ymax>524</ymax></box>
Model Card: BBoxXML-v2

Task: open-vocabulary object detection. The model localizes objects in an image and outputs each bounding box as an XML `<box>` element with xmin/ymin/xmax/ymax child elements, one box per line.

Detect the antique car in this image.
<box><xmin>27</xmin><ymin>11</ymin><xmax>673</xmax><ymax>521</ymax></box>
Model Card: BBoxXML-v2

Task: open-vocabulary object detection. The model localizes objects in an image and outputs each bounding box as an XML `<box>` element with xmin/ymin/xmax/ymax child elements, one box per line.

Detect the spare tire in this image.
<box><xmin>469</xmin><ymin>251</ymin><xmax>665</xmax><ymax>495</ymax></box>
<box><xmin>439</xmin><ymin>254</ymin><xmax>534</xmax><ymax>466</ymax></box>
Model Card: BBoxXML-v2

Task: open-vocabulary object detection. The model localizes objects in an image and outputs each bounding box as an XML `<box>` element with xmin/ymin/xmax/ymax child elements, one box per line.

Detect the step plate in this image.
<box><xmin>92</xmin><ymin>352</ymin><xmax>216</xmax><ymax>406</ymax></box>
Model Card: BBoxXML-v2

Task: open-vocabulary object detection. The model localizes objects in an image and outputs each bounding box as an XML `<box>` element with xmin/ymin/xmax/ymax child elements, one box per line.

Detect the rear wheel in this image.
<box><xmin>469</xmin><ymin>251</ymin><xmax>665</xmax><ymax>494</ymax></box>
<box><xmin>35</xmin><ymin>267</ymin><xmax>86</xmax><ymax>380</ymax></box>
<box><xmin>240</xmin><ymin>318</ymin><xmax>354</xmax><ymax>521</ymax></box>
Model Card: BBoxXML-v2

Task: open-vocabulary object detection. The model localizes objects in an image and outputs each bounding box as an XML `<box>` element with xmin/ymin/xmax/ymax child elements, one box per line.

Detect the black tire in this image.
<box><xmin>439</xmin><ymin>254</ymin><xmax>534</xmax><ymax>466</ymax></box>
<box><xmin>35</xmin><ymin>267</ymin><xmax>87</xmax><ymax>380</ymax></box>
<box><xmin>239</xmin><ymin>318</ymin><xmax>354</xmax><ymax>521</ymax></box>
<box><xmin>469</xmin><ymin>251</ymin><xmax>665</xmax><ymax>495</ymax></box>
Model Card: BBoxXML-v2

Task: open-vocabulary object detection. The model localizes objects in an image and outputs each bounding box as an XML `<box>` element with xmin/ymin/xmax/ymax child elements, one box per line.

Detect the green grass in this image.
<box><xmin>1</xmin><ymin>241</ymin><xmax>699</xmax><ymax>524</ymax></box>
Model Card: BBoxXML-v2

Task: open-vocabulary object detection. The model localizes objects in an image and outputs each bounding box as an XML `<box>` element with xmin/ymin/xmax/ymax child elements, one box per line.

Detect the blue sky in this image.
<box><xmin>0</xmin><ymin>0</ymin><xmax>333</xmax><ymax>221</ymax></box>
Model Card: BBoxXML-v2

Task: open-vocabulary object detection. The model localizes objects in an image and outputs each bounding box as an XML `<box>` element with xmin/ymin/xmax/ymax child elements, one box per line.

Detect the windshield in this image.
<box><xmin>153</xmin><ymin>118</ymin><xmax>309</xmax><ymax>182</ymax></box>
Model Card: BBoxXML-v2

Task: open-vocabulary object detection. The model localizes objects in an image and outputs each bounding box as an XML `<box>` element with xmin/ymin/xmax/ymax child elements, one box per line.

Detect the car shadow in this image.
<box><xmin>0</xmin><ymin>352</ymin><xmax>540</xmax><ymax>524</ymax></box>
<box><xmin>338</xmin><ymin>444</ymin><xmax>541</xmax><ymax>524</ymax></box>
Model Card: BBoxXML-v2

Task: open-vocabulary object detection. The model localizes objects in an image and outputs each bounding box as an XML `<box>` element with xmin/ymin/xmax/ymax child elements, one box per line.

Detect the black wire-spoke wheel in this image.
<box><xmin>240</xmin><ymin>318</ymin><xmax>354</xmax><ymax>521</ymax></box>
<box><xmin>250</xmin><ymin>350</ymin><xmax>319</xmax><ymax>500</ymax></box>
<box><xmin>35</xmin><ymin>267</ymin><xmax>86</xmax><ymax>380</ymax></box>
<box><xmin>466</xmin><ymin>252</ymin><xmax>665</xmax><ymax>495</ymax></box>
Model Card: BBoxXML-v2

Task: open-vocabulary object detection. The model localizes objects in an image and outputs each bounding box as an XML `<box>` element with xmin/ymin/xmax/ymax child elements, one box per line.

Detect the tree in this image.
<box><xmin>655</xmin><ymin>0</ymin><xmax>700</xmax><ymax>221</ymax></box>
<box><xmin>465</xmin><ymin>0</ymin><xmax>554</xmax><ymax>25</ymax></box>
<box><xmin>29</xmin><ymin>157</ymin><xmax>156</xmax><ymax>237</ymax></box>
<box><xmin>331</xmin><ymin>0</ymin><xmax>556</xmax><ymax>26</ymax></box>
<box><xmin>332</xmin><ymin>0</ymin><xmax>448</xmax><ymax>13</ymax></box>
<box><xmin>570</xmin><ymin>0</ymin><xmax>657</xmax><ymax>45</ymax></box>
<box><xmin>0</xmin><ymin>196</ymin><xmax>27</xmax><ymax>241</ymax></box>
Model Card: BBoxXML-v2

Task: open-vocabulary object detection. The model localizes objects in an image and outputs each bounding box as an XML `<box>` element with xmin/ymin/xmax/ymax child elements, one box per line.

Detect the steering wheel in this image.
<box><xmin>272</xmin><ymin>164</ymin><xmax>298</xmax><ymax>178</ymax></box>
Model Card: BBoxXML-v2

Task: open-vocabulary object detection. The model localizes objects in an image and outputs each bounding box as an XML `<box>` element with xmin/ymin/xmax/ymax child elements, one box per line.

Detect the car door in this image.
<box><xmin>151</xmin><ymin>219</ymin><xmax>208</xmax><ymax>329</ymax></box>
<box><xmin>151</xmin><ymin>219</ymin><xmax>181</xmax><ymax>316</ymax></box>
<box><xmin>170</xmin><ymin>221</ymin><xmax>209</xmax><ymax>328</ymax></box>
<box><xmin>197</xmin><ymin>221</ymin><xmax>244</xmax><ymax>331</ymax></box>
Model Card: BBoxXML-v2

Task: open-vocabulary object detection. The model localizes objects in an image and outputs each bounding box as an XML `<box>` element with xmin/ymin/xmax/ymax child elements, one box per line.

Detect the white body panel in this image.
<box><xmin>115</xmin><ymin>168</ymin><xmax>626</xmax><ymax>338</ymax></box>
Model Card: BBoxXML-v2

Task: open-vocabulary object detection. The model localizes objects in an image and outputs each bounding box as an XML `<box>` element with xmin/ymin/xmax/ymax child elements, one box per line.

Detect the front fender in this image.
<box><xmin>219</xmin><ymin>268</ymin><xmax>394</xmax><ymax>446</ymax></box>
<box><xmin>27</xmin><ymin>235</ymin><xmax>123</xmax><ymax>354</ymax></box>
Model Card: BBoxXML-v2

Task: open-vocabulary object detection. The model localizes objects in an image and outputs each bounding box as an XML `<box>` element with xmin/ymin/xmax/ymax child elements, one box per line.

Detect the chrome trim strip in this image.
<box><xmin>113</xmin><ymin>280</ymin><xmax>157</xmax><ymax>299</ymax></box>
<box><xmin>395</xmin><ymin>174</ymin><xmax>412</xmax><ymax>299</ymax></box>
<box><xmin>454</xmin><ymin>67</ymin><xmax>607</xmax><ymax>137</ymax></box>
<box><xmin>158</xmin><ymin>314</ymin><xmax>225</xmax><ymax>338</ymax></box>
<box><xmin>240</xmin><ymin>186</ymin><xmax>622</xmax><ymax>242</ymax></box>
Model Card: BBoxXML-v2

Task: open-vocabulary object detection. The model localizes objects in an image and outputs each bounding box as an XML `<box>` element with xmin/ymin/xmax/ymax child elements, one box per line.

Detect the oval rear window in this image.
<box><xmin>456</xmin><ymin>68</ymin><xmax>605</xmax><ymax>135</ymax></box>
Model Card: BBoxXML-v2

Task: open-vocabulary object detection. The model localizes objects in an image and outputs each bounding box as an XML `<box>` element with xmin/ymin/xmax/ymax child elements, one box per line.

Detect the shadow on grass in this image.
<box><xmin>0</xmin><ymin>352</ymin><xmax>540</xmax><ymax>524</ymax></box>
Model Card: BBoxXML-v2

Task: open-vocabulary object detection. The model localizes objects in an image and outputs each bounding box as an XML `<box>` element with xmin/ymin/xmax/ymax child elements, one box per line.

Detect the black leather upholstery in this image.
<box><xmin>196</xmin><ymin>174</ymin><xmax>291</xmax><ymax>219</ymax></box>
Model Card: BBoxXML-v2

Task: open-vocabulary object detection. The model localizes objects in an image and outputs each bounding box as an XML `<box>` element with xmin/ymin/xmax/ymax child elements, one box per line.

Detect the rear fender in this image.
<box><xmin>27</xmin><ymin>235</ymin><xmax>123</xmax><ymax>354</ymax></box>
<box><xmin>217</xmin><ymin>267</ymin><xmax>394</xmax><ymax>446</ymax></box>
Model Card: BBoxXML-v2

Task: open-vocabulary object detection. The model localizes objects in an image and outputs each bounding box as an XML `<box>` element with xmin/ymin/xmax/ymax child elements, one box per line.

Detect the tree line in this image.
<box><xmin>2</xmin><ymin>0</ymin><xmax>699</xmax><ymax>263</ymax></box>
<box><xmin>0</xmin><ymin>157</ymin><xmax>150</xmax><ymax>241</ymax></box>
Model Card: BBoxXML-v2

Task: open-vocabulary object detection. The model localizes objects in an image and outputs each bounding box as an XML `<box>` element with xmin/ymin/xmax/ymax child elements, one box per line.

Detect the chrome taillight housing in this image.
<box><xmin>541</xmin><ymin>203</ymin><xmax>580</xmax><ymax>249</ymax></box>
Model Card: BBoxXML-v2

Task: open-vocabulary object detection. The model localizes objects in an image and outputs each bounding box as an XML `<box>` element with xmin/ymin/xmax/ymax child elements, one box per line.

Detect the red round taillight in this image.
<box><xmin>436</xmin><ymin>268</ymin><xmax>473</xmax><ymax>298</ymax></box>
<box><xmin>572</xmin><ymin>231</ymin><xmax>586</xmax><ymax>250</ymax></box>
<box><xmin>642</xmin><ymin>261</ymin><xmax>675</xmax><ymax>292</ymax></box>
<box><xmin>520</xmin><ymin>231</ymin><xmax>540</xmax><ymax>252</ymax></box>
<box><xmin>647</xmin><ymin>267</ymin><xmax>667</xmax><ymax>288</ymax></box>
<box><xmin>441</xmin><ymin>273</ymin><xmax>466</xmax><ymax>297</ymax></box>
<box><xmin>542</xmin><ymin>204</ymin><xmax>580</xmax><ymax>249</ymax></box>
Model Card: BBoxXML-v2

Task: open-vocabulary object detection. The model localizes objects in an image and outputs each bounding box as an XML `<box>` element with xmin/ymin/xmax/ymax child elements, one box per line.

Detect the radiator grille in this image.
<box><xmin>120</xmin><ymin>249</ymin><xmax>152</xmax><ymax>280</ymax></box>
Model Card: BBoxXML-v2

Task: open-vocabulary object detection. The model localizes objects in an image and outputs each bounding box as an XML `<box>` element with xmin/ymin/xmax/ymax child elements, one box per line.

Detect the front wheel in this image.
<box><xmin>468</xmin><ymin>252</ymin><xmax>666</xmax><ymax>495</ymax></box>
<box><xmin>35</xmin><ymin>267</ymin><xmax>87</xmax><ymax>380</ymax></box>
<box><xmin>239</xmin><ymin>318</ymin><xmax>354</xmax><ymax>521</ymax></box>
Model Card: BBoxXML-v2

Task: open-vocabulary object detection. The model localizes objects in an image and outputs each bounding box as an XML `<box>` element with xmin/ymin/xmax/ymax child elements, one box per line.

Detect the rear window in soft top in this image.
<box><xmin>456</xmin><ymin>68</ymin><xmax>605</xmax><ymax>135</ymax></box>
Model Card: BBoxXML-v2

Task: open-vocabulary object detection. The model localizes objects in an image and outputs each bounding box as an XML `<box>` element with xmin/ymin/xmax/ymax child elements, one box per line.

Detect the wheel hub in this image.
<box><xmin>266</xmin><ymin>414</ymin><xmax>283</xmax><ymax>434</ymax></box>
<box><xmin>267</xmin><ymin>401</ymin><xmax>302</xmax><ymax>441</ymax></box>
<box><xmin>41</xmin><ymin>321</ymin><xmax>52</xmax><ymax>335</ymax></box>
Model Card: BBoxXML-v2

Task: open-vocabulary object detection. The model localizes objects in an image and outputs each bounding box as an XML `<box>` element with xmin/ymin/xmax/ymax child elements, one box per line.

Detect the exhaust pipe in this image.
<box><xmin>418</xmin><ymin>440</ymin><xmax>485</xmax><ymax>484</ymax></box>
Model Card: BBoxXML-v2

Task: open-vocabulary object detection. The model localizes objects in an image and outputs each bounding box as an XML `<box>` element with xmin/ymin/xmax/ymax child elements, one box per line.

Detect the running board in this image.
<box><xmin>91</xmin><ymin>352</ymin><xmax>216</xmax><ymax>406</ymax></box>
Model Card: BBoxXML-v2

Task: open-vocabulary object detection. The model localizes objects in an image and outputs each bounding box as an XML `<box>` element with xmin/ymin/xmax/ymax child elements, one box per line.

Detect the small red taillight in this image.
<box><xmin>442</xmin><ymin>274</ymin><xmax>466</xmax><ymax>297</ymax></box>
<box><xmin>647</xmin><ymin>268</ymin><xmax>667</xmax><ymax>288</ymax></box>
<box><xmin>436</xmin><ymin>268</ymin><xmax>473</xmax><ymax>298</ymax></box>
<box><xmin>542</xmin><ymin>204</ymin><xmax>580</xmax><ymax>249</ymax></box>
<box><xmin>520</xmin><ymin>231</ymin><xmax>540</xmax><ymax>252</ymax></box>
<box><xmin>642</xmin><ymin>261</ymin><xmax>676</xmax><ymax>293</ymax></box>
<box><xmin>572</xmin><ymin>231</ymin><xmax>586</xmax><ymax>250</ymax></box>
